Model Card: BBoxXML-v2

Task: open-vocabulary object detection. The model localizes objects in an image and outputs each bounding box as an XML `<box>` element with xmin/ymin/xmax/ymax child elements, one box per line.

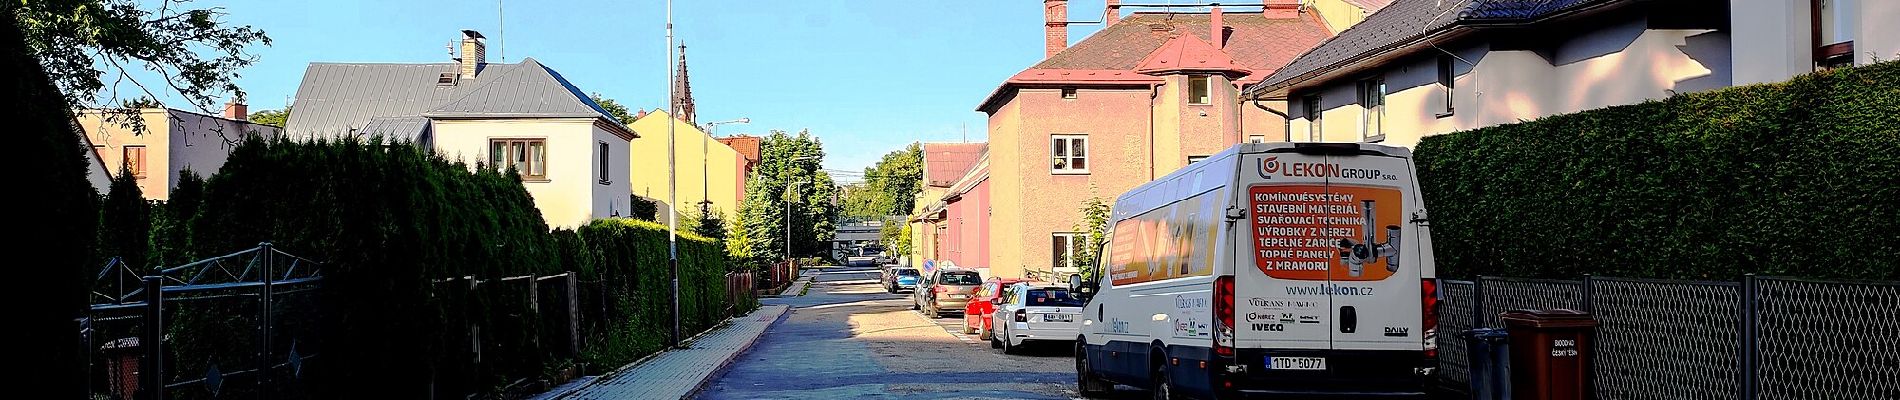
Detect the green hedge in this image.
<box><xmin>183</xmin><ymin>137</ymin><xmax>740</xmax><ymax>397</ymax></box>
<box><xmin>1415</xmin><ymin>61</ymin><xmax>1900</xmax><ymax>281</ymax></box>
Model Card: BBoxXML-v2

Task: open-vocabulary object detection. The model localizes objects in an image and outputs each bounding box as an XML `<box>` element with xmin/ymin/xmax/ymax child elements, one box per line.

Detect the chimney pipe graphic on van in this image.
<box><xmin>1337</xmin><ymin>200</ymin><xmax>1401</xmax><ymax>277</ymax></box>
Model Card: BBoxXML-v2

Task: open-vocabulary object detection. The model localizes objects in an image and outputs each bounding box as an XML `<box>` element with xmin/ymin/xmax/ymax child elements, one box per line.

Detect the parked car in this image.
<box><xmin>989</xmin><ymin>283</ymin><xmax>1085</xmax><ymax>354</ymax></box>
<box><xmin>911</xmin><ymin>267</ymin><xmax>982</xmax><ymax>318</ymax></box>
<box><xmin>1071</xmin><ymin>142</ymin><xmax>1439</xmax><ymax>399</ymax></box>
<box><xmin>963</xmin><ymin>277</ymin><xmax>1029</xmax><ymax>336</ymax></box>
<box><xmin>884</xmin><ymin>267</ymin><xmax>920</xmax><ymax>293</ymax></box>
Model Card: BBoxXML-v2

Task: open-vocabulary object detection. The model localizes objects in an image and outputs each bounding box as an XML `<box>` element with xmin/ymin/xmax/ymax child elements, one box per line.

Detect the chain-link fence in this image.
<box><xmin>1438</xmin><ymin>275</ymin><xmax>1898</xmax><ymax>399</ymax></box>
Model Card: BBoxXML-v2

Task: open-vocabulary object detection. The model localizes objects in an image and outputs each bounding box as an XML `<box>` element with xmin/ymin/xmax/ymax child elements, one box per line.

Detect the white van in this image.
<box><xmin>1071</xmin><ymin>142</ymin><xmax>1440</xmax><ymax>399</ymax></box>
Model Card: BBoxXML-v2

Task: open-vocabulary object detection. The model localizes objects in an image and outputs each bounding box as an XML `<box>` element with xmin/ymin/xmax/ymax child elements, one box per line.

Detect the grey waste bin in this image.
<box><xmin>1463</xmin><ymin>328</ymin><xmax>1512</xmax><ymax>400</ymax></box>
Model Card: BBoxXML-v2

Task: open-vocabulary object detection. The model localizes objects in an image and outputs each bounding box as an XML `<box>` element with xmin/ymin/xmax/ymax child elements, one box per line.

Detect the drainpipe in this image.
<box><xmin>1148</xmin><ymin>82</ymin><xmax>1161</xmax><ymax>181</ymax></box>
<box><xmin>1251</xmin><ymin>98</ymin><xmax>1290</xmax><ymax>142</ymax></box>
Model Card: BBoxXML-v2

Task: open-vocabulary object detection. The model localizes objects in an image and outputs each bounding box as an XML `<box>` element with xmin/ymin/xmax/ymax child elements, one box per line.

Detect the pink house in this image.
<box><xmin>938</xmin><ymin>154</ymin><xmax>990</xmax><ymax>273</ymax></box>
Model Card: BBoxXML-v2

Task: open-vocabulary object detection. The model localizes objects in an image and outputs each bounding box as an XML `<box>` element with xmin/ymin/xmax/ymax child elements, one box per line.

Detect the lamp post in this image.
<box><xmin>701</xmin><ymin>118</ymin><xmax>749</xmax><ymax>216</ymax></box>
<box><xmin>665</xmin><ymin>0</ymin><xmax>680</xmax><ymax>350</ymax></box>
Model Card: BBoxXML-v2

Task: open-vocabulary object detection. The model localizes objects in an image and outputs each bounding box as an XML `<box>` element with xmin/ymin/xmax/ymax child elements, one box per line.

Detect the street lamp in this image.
<box><xmin>701</xmin><ymin>118</ymin><xmax>749</xmax><ymax>216</ymax></box>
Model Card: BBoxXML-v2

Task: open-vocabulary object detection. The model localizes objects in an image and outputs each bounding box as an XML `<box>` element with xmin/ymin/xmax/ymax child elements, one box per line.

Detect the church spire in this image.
<box><xmin>671</xmin><ymin>43</ymin><xmax>697</xmax><ymax>125</ymax></box>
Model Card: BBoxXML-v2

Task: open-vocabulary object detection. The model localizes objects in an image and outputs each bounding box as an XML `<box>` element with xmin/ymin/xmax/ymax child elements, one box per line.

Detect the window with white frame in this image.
<box><xmin>1052</xmin><ymin>232</ymin><xmax>1085</xmax><ymax>272</ymax></box>
<box><xmin>1248</xmin><ymin>135</ymin><xmax>1267</xmax><ymax>144</ymax></box>
<box><xmin>1814</xmin><ymin>0</ymin><xmax>1858</xmax><ymax>67</ymax></box>
<box><xmin>1051</xmin><ymin>134</ymin><xmax>1088</xmax><ymax>173</ymax></box>
<box><xmin>1359</xmin><ymin>78</ymin><xmax>1386</xmax><ymax>142</ymax></box>
<box><xmin>597</xmin><ymin>141</ymin><xmax>611</xmax><ymax>185</ymax></box>
<box><xmin>490</xmin><ymin>139</ymin><xmax>547</xmax><ymax>180</ymax></box>
<box><xmin>1188</xmin><ymin>75</ymin><xmax>1212</xmax><ymax>105</ymax></box>
<box><xmin>1437</xmin><ymin>55</ymin><xmax>1455</xmax><ymax>116</ymax></box>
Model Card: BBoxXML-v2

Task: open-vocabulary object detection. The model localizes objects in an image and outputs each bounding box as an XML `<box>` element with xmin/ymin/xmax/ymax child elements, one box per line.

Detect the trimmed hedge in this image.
<box><xmin>1415</xmin><ymin>61</ymin><xmax>1900</xmax><ymax>281</ymax></box>
<box><xmin>187</xmin><ymin>137</ymin><xmax>740</xmax><ymax>397</ymax></box>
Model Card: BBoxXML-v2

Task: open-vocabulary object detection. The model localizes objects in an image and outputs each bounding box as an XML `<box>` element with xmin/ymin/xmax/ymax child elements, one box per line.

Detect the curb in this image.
<box><xmin>681</xmin><ymin>304</ymin><xmax>792</xmax><ymax>399</ymax></box>
<box><xmin>776</xmin><ymin>276</ymin><xmax>814</xmax><ymax>297</ymax></box>
<box><xmin>542</xmin><ymin>305</ymin><xmax>791</xmax><ymax>400</ymax></box>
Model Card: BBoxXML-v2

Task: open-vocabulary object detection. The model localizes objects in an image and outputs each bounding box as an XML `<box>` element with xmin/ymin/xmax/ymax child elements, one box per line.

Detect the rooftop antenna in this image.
<box><xmin>497</xmin><ymin>0</ymin><xmax>506</xmax><ymax>62</ymax></box>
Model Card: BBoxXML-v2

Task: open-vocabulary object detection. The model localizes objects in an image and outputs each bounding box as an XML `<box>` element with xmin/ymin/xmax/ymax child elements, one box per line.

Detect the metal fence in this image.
<box><xmin>1438</xmin><ymin>275</ymin><xmax>1900</xmax><ymax>400</ymax></box>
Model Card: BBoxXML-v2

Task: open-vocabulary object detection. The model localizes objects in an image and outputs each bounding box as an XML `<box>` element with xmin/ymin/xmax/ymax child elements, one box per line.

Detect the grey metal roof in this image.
<box><xmin>284</xmin><ymin>57</ymin><xmax>625</xmax><ymax>140</ymax></box>
<box><xmin>1251</xmin><ymin>0</ymin><xmax>1621</xmax><ymax>96</ymax></box>
<box><xmin>356</xmin><ymin>116</ymin><xmax>431</xmax><ymax>142</ymax></box>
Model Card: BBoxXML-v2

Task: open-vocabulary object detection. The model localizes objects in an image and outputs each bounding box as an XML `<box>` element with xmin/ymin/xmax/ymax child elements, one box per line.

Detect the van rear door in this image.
<box><xmin>1234</xmin><ymin>144</ymin><xmax>1424</xmax><ymax>353</ymax></box>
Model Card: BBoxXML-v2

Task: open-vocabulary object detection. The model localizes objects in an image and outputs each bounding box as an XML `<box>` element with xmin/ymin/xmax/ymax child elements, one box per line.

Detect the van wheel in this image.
<box><xmin>1077</xmin><ymin>342</ymin><xmax>1112</xmax><ymax>397</ymax></box>
<box><xmin>1151</xmin><ymin>360</ymin><xmax>1181</xmax><ymax>400</ymax></box>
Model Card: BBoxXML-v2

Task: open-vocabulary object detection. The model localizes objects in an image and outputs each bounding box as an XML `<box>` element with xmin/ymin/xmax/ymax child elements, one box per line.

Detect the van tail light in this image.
<box><xmin>1213</xmin><ymin>276</ymin><xmax>1235</xmax><ymax>358</ymax></box>
<box><xmin>1014</xmin><ymin>309</ymin><xmax>1028</xmax><ymax>322</ymax></box>
<box><xmin>1422</xmin><ymin>278</ymin><xmax>1440</xmax><ymax>359</ymax></box>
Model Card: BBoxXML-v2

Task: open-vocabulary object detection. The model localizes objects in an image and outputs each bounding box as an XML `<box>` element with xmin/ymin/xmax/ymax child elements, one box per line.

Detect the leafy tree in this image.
<box><xmin>119</xmin><ymin>96</ymin><xmax>161</xmax><ymax>109</ymax></box>
<box><xmin>6</xmin><ymin>8</ymin><xmax>100</xmax><ymax>391</ymax></box>
<box><xmin>1073</xmin><ymin>196</ymin><xmax>1112</xmax><ymax>282</ymax></box>
<box><xmin>15</xmin><ymin>0</ymin><xmax>270</xmax><ymax>134</ymax></box>
<box><xmin>628</xmin><ymin>194</ymin><xmax>658</xmax><ymax>221</ymax></box>
<box><xmin>881</xmin><ymin>219</ymin><xmax>912</xmax><ymax>257</ymax></box>
<box><xmin>839</xmin><ymin>142</ymin><xmax>923</xmax><ymax>219</ymax></box>
<box><xmin>591</xmin><ymin>93</ymin><xmax>634</xmax><ymax>124</ymax></box>
<box><xmin>687</xmin><ymin>206</ymin><xmax>728</xmax><ymax>242</ymax></box>
<box><xmin>249</xmin><ymin>107</ymin><xmax>289</xmax><ymax>127</ymax></box>
<box><xmin>152</xmin><ymin>169</ymin><xmax>206</xmax><ymax>267</ymax></box>
<box><xmin>735</xmin><ymin>129</ymin><xmax>838</xmax><ymax>266</ymax></box>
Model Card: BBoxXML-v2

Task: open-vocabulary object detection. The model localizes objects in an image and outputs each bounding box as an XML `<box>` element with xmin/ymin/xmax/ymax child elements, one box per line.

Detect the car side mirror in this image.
<box><xmin>991</xmin><ymin>297</ymin><xmax>1003</xmax><ymax>305</ymax></box>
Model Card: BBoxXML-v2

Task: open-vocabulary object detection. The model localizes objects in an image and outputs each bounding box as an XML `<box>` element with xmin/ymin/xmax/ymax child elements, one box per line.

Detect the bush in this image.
<box><xmin>1415</xmin><ymin>61</ymin><xmax>1900</xmax><ymax>281</ymax></box>
<box><xmin>575</xmin><ymin>218</ymin><xmax>728</xmax><ymax>369</ymax></box>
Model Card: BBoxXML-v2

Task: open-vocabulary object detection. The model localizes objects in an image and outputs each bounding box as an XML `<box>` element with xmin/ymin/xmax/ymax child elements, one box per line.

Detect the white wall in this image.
<box><xmin>432</xmin><ymin>118</ymin><xmax>605</xmax><ymax>228</ymax></box>
<box><xmin>1862</xmin><ymin>0</ymin><xmax>1900</xmax><ymax>66</ymax></box>
<box><xmin>592</xmin><ymin>123</ymin><xmax>632</xmax><ymax>222</ymax></box>
<box><xmin>1731</xmin><ymin>0</ymin><xmax>1814</xmax><ymax>85</ymax></box>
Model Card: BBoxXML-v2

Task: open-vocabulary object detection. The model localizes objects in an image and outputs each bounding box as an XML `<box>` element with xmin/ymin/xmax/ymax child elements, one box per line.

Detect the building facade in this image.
<box><xmin>285</xmin><ymin>30</ymin><xmax>635</xmax><ymax>227</ymax></box>
<box><xmin>626</xmin><ymin>109</ymin><xmax>747</xmax><ymax>220</ymax></box>
<box><xmin>79</xmin><ymin>103</ymin><xmax>282</xmax><ymax>199</ymax></box>
<box><xmin>1250</xmin><ymin>0</ymin><xmax>1898</xmax><ymax>148</ymax></box>
<box><xmin>964</xmin><ymin>1</ymin><xmax>1335</xmax><ymax>279</ymax></box>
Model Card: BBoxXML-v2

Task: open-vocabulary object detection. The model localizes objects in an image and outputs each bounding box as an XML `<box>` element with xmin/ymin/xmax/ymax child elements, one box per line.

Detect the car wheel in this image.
<box><xmin>911</xmin><ymin>301</ymin><xmax>920</xmax><ymax>310</ymax></box>
<box><xmin>979</xmin><ymin>326</ymin><xmax>992</xmax><ymax>341</ymax></box>
<box><xmin>961</xmin><ymin>319</ymin><xmax>977</xmax><ymax>334</ymax></box>
<box><xmin>1077</xmin><ymin>342</ymin><xmax>1112</xmax><ymax>397</ymax></box>
<box><xmin>1151</xmin><ymin>360</ymin><xmax>1181</xmax><ymax>400</ymax></box>
<box><xmin>990</xmin><ymin>335</ymin><xmax>1002</xmax><ymax>349</ymax></box>
<box><xmin>924</xmin><ymin>304</ymin><xmax>939</xmax><ymax>319</ymax></box>
<box><xmin>1001</xmin><ymin>328</ymin><xmax>1020</xmax><ymax>355</ymax></box>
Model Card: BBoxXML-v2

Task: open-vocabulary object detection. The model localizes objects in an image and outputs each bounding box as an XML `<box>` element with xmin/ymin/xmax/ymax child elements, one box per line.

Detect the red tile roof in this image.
<box><xmin>1134</xmin><ymin>33</ymin><xmax>1250</xmax><ymax>75</ymax></box>
<box><xmin>979</xmin><ymin>10</ymin><xmax>1332</xmax><ymax>112</ymax></box>
<box><xmin>922</xmin><ymin>143</ymin><xmax>987</xmax><ymax>188</ymax></box>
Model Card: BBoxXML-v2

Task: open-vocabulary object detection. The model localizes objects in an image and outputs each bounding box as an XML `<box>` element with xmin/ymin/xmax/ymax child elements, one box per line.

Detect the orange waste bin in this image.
<box><xmin>1501</xmin><ymin>309</ymin><xmax>1597</xmax><ymax>400</ymax></box>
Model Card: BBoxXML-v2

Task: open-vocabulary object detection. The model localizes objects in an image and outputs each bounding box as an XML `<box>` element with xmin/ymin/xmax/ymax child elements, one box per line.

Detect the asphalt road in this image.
<box><xmin>697</xmin><ymin>265</ymin><xmax>1151</xmax><ymax>400</ymax></box>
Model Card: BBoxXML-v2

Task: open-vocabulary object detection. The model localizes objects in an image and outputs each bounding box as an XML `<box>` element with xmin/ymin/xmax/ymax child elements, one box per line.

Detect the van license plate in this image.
<box><xmin>1265</xmin><ymin>356</ymin><xmax>1326</xmax><ymax>371</ymax></box>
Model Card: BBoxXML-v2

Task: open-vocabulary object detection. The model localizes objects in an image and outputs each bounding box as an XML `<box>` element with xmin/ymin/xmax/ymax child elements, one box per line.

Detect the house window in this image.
<box><xmin>122</xmin><ymin>145</ymin><xmax>147</xmax><ymax>177</ymax></box>
<box><xmin>489</xmin><ymin>139</ymin><xmax>547</xmax><ymax>180</ymax></box>
<box><xmin>1302</xmin><ymin>95</ymin><xmax>1322</xmax><ymax>142</ymax></box>
<box><xmin>1061</xmin><ymin>87</ymin><xmax>1078</xmax><ymax>99</ymax></box>
<box><xmin>1052</xmin><ymin>232</ymin><xmax>1085</xmax><ymax>271</ymax></box>
<box><xmin>1051</xmin><ymin>134</ymin><xmax>1088</xmax><ymax>173</ymax></box>
<box><xmin>1813</xmin><ymin>0</ymin><xmax>1857</xmax><ymax>67</ymax></box>
<box><xmin>1188</xmin><ymin>155</ymin><xmax>1210</xmax><ymax>164</ymax></box>
<box><xmin>1188</xmin><ymin>75</ymin><xmax>1212</xmax><ymax>105</ymax></box>
<box><xmin>597</xmin><ymin>141</ymin><xmax>611</xmax><ymax>185</ymax></box>
<box><xmin>1359</xmin><ymin>78</ymin><xmax>1386</xmax><ymax>142</ymax></box>
<box><xmin>1437</xmin><ymin>55</ymin><xmax>1456</xmax><ymax>116</ymax></box>
<box><xmin>1247</xmin><ymin>135</ymin><xmax>1266</xmax><ymax>144</ymax></box>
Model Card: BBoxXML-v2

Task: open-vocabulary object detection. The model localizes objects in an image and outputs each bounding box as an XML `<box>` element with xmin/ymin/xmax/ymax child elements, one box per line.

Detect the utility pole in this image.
<box><xmin>665</xmin><ymin>0</ymin><xmax>680</xmax><ymax>349</ymax></box>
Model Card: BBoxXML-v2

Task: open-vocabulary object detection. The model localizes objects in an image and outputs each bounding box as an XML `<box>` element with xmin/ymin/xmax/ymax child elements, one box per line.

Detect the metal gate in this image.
<box><xmin>84</xmin><ymin>242</ymin><xmax>323</xmax><ymax>400</ymax></box>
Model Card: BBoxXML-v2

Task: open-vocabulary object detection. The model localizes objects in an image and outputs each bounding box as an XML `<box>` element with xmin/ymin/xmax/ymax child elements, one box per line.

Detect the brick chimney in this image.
<box><xmin>223</xmin><ymin>99</ymin><xmax>248</xmax><ymax>121</ymax></box>
<box><xmin>457</xmin><ymin>30</ymin><xmax>486</xmax><ymax>80</ymax></box>
<box><xmin>1105</xmin><ymin>0</ymin><xmax>1121</xmax><ymax>22</ymax></box>
<box><xmin>1044</xmin><ymin>0</ymin><xmax>1069</xmax><ymax>58</ymax></box>
<box><xmin>1211</xmin><ymin>6</ymin><xmax>1225</xmax><ymax>49</ymax></box>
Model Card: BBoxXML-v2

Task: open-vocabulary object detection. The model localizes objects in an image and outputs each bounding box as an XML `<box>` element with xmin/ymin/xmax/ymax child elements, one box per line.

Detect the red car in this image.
<box><xmin>963</xmin><ymin>277</ymin><xmax>1029</xmax><ymax>338</ymax></box>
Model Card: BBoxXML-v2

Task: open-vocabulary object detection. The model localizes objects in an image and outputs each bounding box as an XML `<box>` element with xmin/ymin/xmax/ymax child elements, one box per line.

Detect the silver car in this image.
<box><xmin>989</xmin><ymin>283</ymin><xmax>1085</xmax><ymax>354</ymax></box>
<box><xmin>911</xmin><ymin>268</ymin><xmax>982</xmax><ymax>318</ymax></box>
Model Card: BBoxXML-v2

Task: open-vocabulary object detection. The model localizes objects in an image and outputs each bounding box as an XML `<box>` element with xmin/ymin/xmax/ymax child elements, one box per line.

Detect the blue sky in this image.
<box><xmin>127</xmin><ymin>0</ymin><xmax>1120</xmax><ymax>173</ymax></box>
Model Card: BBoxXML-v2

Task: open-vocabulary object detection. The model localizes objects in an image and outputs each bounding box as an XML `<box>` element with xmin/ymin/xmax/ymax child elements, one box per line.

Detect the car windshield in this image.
<box><xmin>895</xmin><ymin>269</ymin><xmax>919</xmax><ymax>276</ymax></box>
<box><xmin>939</xmin><ymin>272</ymin><xmax>981</xmax><ymax>285</ymax></box>
<box><xmin>1026</xmin><ymin>289</ymin><xmax>1086</xmax><ymax>307</ymax></box>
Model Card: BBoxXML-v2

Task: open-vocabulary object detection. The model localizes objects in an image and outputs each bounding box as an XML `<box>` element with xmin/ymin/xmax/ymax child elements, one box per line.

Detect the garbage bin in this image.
<box><xmin>1501</xmin><ymin>309</ymin><xmax>1597</xmax><ymax>400</ymax></box>
<box><xmin>1462</xmin><ymin>328</ymin><xmax>1513</xmax><ymax>400</ymax></box>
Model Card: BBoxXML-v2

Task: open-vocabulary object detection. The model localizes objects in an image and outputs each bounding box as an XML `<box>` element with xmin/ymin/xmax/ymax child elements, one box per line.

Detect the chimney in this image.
<box><xmin>1045</xmin><ymin>0</ymin><xmax>1069</xmax><ymax>58</ymax></box>
<box><xmin>223</xmin><ymin>99</ymin><xmax>248</xmax><ymax>121</ymax></box>
<box><xmin>1210</xmin><ymin>5</ymin><xmax>1224</xmax><ymax>49</ymax></box>
<box><xmin>457</xmin><ymin>30</ymin><xmax>486</xmax><ymax>80</ymax></box>
<box><xmin>1105</xmin><ymin>0</ymin><xmax>1120</xmax><ymax>22</ymax></box>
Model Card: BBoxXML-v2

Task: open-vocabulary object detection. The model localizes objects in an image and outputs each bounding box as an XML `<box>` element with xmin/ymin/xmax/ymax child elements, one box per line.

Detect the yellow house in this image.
<box><xmin>626</xmin><ymin>109</ymin><xmax>746</xmax><ymax>220</ymax></box>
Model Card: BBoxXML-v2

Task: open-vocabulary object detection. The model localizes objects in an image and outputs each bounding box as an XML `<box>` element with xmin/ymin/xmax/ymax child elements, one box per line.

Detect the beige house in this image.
<box><xmin>963</xmin><ymin>1</ymin><xmax>1337</xmax><ymax>279</ymax></box>
<box><xmin>284</xmin><ymin>30</ymin><xmax>636</xmax><ymax>228</ymax></box>
<box><xmin>626</xmin><ymin>109</ymin><xmax>746</xmax><ymax>220</ymax></box>
<box><xmin>1247</xmin><ymin>0</ymin><xmax>1899</xmax><ymax>148</ymax></box>
<box><xmin>79</xmin><ymin>103</ymin><xmax>282</xmax><ymax>199</ymax></box>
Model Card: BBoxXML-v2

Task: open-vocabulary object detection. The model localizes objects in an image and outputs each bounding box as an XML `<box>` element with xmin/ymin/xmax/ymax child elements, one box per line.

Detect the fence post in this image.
<box><xmin>1581</xmin><ymin>274</ymin><xmax>1594</xmax><ymax>313</ymax></box>
<box><xmin>259</xmin><ymin>242</ymin><xmax>274</xmax><ymax>400</ymax></box>
<box><xmin>1740</xmin><ymin>274</ymin><xmax>1759</xmax><ymax>400</ymax></box>
<box><xmin>1473</xmin><ymin>275</ymin><xmax>1487</xmax><ymax>328</ymax></box>
<box><xmin>140</xmin><ymin>276</ymin><xmax>164</xmax><ymax>400</ymax></box>
<box><xmin>564</xmin><ymin>272</ymin><xmax>581</xmax><ymax>357</ymax></box>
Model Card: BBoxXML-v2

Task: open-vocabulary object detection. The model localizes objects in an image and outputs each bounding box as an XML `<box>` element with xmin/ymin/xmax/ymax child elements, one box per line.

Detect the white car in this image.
<box><xmin>989</xmin><ymin>283</ymin><xmax>1085</xmax><ymax>354</ymax></box>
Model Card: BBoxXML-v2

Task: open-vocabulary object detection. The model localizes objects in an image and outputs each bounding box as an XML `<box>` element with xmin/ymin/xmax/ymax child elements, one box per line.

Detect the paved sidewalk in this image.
<box><xmin>561</xmin><ymin>304</ymin><xmax>791</xmax><ymax>400</ymax></box>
